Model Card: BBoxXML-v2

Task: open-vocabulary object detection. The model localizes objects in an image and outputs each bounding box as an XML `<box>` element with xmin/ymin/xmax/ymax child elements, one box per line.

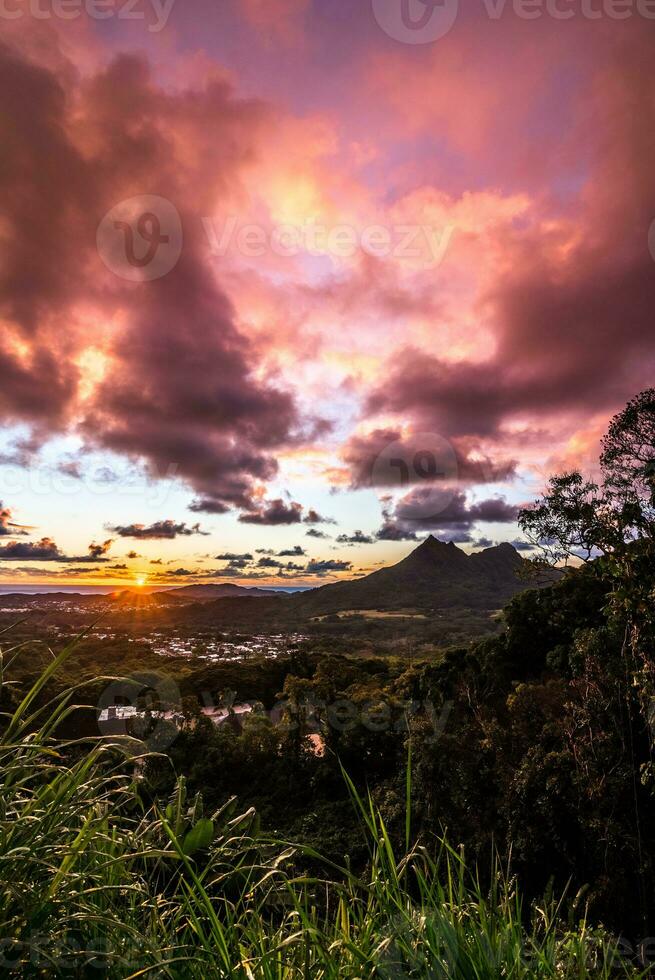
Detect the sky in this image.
<box><xmin>0</xmin><ymin>0</ymin><xmax>654</xmax><ymax>589</ymax></box>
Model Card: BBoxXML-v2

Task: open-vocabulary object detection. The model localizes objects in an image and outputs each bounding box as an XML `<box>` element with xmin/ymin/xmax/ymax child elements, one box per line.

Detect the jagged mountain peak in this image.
<box><xmin>287</xmin><ymin>536</ymin><xmax>537</xmax><ymax>616</ymax></box>
<box><xmin>411</xmin><ymin>535</ymin><xmax>466</xmax><ymax>556</ymax></box>
<box><xmin>413</xmin><ymin>536</ymin><xmax>520</xmax><ymax>563</ymax></box>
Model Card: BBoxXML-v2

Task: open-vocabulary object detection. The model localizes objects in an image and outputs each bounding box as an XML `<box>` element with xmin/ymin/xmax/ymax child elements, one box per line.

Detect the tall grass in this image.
<box><xmin>0</xmin><ymin>635</ymin><xmax>647</xmax><ymax>977</ymax></box>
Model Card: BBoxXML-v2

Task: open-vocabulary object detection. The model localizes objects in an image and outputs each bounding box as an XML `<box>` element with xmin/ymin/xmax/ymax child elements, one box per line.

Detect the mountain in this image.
<box><xmin>156</xmin><ymin>584</ymin><xmax>281</xmax><ymax>601</ymax></box>
<box><xmin>289</xmin><ymin>537</ymin><xmax>554</xmax><ymax>616</ymax></box>
<box><xmin>175</xmin><ymin>537</ymin><xmax>560</xmax><ymax>631</ymax></box>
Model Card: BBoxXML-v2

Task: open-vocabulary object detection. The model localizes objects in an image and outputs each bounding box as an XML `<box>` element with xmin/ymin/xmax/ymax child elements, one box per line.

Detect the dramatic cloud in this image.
<box><xmin>305</xmin><ymin>559</ymin><xmax>353</xmax><ymax>576</ymax></box>
<box><xmin>222</xmin><ymin>557</ymin><xmax>251</xmax><ymax>570</ymax></box>
<box><xmin>336</xmin><ymin>530</ymin><xmax>374</xmax><ymax>545</ymax></box>
<box><xmin>88</xmin><ymin>539</ymin><xmax>113</xmax><ymax>559</ymax></box>
<box><xmin>107</xmin><ymin>521</ymin><xmax>208</xmax><ymax>540</ymax></box>
<box><xmin>0</xmin><ymin>537</ymin><xmax>111</xmax><ymax>562</ymax></box>
<box><xmin>256</xmin><ymin>556</ymin><xmax>304</xmax><ymax>571</ymax></box>
<box><xmin>342</xmin><ymin>428</ymin><xmax>517</xmax><ymax>491</ymax></box>
<box><xmin>239</xmin><ymin>499</ymin><xmax>304</xmax><ymax>525</ymax></box>
<box><xmin>375</xmin><ymin>521</ymin><xmax>419</xmax><ymax>542</ymax></box>
<box><xmin>0</xmin><ymin>503</ymin><xmax>30</xmax><ymax>537</ymax></box>
<box><xmin>239</xmin><ymin>499</ymin><xmax>332</xmax><ymax>526</ymax></box>
<box><xmin>0</xmin><ymin>39</ymin><xmax>316</xmax><ymax>518</ymax></box>
<box><xmin>216</xmin><ymin>552</ymin><xmax>254</xmax><ymax>561</ymax></box>
<box><xmin>2</xmin><ymin>16</ymin><xmax>655</xmax><ymax>583</ymax></box>
<box><xmin>0</xmin><ymin>539</ymin><xmax>64</xmax><ymax>562</ymax></box>
<box><xmin>304</xmin><ymin>509</ymin><xmax>334</xmax><ymax>526</ymax></box>
<box><xmin>202</xmin><ymin>565</ymin><xmax>269</xmax><ymax>580</ymax></box>
<box><xmin>396</xmin><ymin>490</ymin><xmax>517</xmax><ymax>528</ymax></box>
<box><xmin>377</xmin><ymin>491</ymin><xmax>518</xmax><ymax>541</ymax></box>
<box><xmin>374</xmin><ymin>497</ymin><xmax>420</xmax><ymax>542</ymax></box>
<box><xmin>276</xmin><ymin>545</ymin><xmax>306</xmax><ymax>556</ymax></box>
<box><xmin>361</xmin><ymin>33</ymin><xmax>655</xmax><ymax>469</ymax></box>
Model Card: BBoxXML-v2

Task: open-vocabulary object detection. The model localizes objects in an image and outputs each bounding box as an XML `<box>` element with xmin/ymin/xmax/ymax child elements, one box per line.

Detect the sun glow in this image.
<box><xmin>135</xmin><ymin>576</ymin><xmax>147</xmax><ymax>588</ymax></box>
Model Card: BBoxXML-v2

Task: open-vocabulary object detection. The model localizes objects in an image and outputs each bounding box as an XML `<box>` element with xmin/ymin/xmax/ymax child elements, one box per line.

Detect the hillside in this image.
<box><xmin>290</xmin><ymin>536</ymin><xmax>544</xmax><ymax>615</ymax></box>
<box><xmin>157</xmin><ymin>583</ymin><xmax>281</xmax><ymax>600</ymax></box>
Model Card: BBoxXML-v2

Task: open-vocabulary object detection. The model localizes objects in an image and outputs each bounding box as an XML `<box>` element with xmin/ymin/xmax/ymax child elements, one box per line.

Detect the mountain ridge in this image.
<box><xmin>157</xmin><ymin>583</ymin><xmax>281</xmax><ymax>600</ymax></box>
<box><xmin>288</xmin><ymin>536</ymin><xmax>549</xmax><ymax>615</ymax></box>
<box><xmin>172</xmin><ymin>537</ymin><xmax>560</xmax><ymax>629</ymax></box>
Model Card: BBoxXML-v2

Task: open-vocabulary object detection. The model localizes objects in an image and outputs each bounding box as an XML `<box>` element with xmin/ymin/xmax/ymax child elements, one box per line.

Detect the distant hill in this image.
<box><xmin>157</xmin><ymin>584</ymin><xmax>281</xmax><ymax>601</ymax></box>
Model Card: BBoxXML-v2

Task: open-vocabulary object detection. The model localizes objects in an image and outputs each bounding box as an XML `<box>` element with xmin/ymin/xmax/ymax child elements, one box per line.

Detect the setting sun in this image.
<box><xmin>135</xmin><ymin>576</ymin><xmax>147</xmax><ymax>588</ymax></box>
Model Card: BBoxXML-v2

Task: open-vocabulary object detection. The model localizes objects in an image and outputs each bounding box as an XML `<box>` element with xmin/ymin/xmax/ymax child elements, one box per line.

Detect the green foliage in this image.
<box><xmin>0</xmin><ymin>636</ymin><xmax>647</xmax><ymax>978</ymax></box>
<box><xmin>519</xmin><ymin>388</ymin><xmax>655</xmax><ymax>562</ymax></box>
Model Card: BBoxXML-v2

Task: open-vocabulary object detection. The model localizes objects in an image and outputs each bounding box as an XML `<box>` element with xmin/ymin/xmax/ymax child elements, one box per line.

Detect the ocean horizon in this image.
<box><xmin>0</xmin><ymin>585</ymin><xmax>163</xmax><ymax>595</ymax></box>
<box><xmin>0</xmin><ymin>584</ymin><xmax>310</xmax><ymax>595</ymax></box>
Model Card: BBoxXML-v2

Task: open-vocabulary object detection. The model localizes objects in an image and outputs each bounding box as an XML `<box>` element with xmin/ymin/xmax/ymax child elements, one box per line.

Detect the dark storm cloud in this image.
<box><xmin>239</xmin><ymin>499</ymin><xmax>332</xmax><ymax>526</ymax></box>
<box><xmin>222</xmin><ymin>557</ymin><xmax>251</xmax><ymax>570</ymax></box>
<box><xmin>107</xmin><ymin>521</ymin><xmax>208</xmax><ymax>540</ymax></box>
<box><xmin>0</xmin><ymin>539</ymin><xmax>64</xmax><ymax>561</ymax></box>
<box><xmin>394</xmin><ymin>490</ymin><xmax>517</xmax><ymax>528</ymax></box>
<box><xmin>375</xmin><ymin>497</ymin><xmax>420</xmax><ymax>541</ymax></box>
<box><xmin>0</xmin><ymin>43</ymin><xmax>86</xmax><ymax>433</ymax></box>
<box><xmin>239</xmin><ymin>499</ymin><xmax>304</xmax><ymax>525</ymax></box>
<box><xmin>375</xmin><ymin>521</ymin><xmax>419</xmax><ymax>542</ymax></box>
<box><xmin>336</xmin><ymin>530</ymin><xmax>374</xmax><ymax>545</ymax></box>
<box><xmin>0</xmin><ymin>41</ymin><xmax>317</xmax><ymax>514</ymax></box>
<box><xmin>257</xmin><ymin>556</ymin><xmax>304</xmax><ymax>571</ymax></box>
<box><xmin>342</xmin><ymin>427</ymin><xmax>516</xmax><ymax>491</ymax></box>
<box><xmin>0</xmin><ymin>537</ymin><xmax>111</xmax><ymax>562</ymax></box>
<box><xmin>376</xmin><ymin>491</ymin><xmax>517</xmax><ymax>541</ymax></box>
<box><xmin>305</xmin><ymin>559</ymin><xmax>352</xmax><ymax>575</ymax></box>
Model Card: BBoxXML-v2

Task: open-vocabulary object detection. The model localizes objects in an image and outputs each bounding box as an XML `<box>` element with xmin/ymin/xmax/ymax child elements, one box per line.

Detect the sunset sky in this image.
<box><xmin>1</xmin><ymin>0</ymin><xmax>654</xmax><ymax>589</ymax></box>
